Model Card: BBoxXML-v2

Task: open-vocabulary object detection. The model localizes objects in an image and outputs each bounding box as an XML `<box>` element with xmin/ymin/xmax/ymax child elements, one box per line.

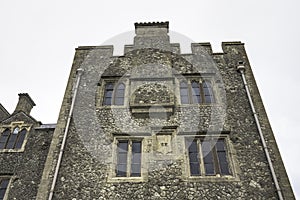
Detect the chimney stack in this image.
<box><xmin>133</xmin><ymin>21</ymin><xmax>171</xmax><ymax>51</ymax></box>
<box><xmin>14</xmin><ymin>93</ymin><xmax>36</xmax><ymax>115</ymax></box>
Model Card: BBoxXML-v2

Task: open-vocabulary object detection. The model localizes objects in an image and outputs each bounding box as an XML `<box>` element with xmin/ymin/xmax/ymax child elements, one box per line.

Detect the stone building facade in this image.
<box><xmin>0</xmin><ymin>94</ymin><xmax>55</xmax><ymax>200</ymax></box>
<box><xmin>0</xmin><ymin>22</ymin><xmax>295</xmax><ymax>199</ymax></box>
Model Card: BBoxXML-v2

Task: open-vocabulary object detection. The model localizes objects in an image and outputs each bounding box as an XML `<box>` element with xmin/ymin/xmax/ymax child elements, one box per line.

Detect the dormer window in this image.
<box><xmin>0</xmin><ymin>127</ymin><xmax>27</xmax><ymax>150</ymax></box>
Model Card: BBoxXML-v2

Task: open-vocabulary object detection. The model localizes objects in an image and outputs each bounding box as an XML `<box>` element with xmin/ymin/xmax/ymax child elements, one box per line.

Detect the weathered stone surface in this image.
<box><xmin>0</xmin><ymin>95</ymin><xmax>54</xmax><ymax>200</ymax></box>
<box><xmin>21</xmin><ymin>22</ymin><xmax>294</xmax><ymax>199</ymax></box>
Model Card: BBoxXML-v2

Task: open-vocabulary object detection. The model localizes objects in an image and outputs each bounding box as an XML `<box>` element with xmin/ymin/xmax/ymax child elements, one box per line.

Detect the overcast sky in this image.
<box><xmin>0</xmin><ymin>0</ymin><xmax>299</xmax><ymax>198</ymax></box>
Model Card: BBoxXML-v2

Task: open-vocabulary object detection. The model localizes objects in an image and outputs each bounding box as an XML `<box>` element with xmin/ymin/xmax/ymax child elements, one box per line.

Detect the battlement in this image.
<box><xmin>74</xmin><ymin>22</ymin><xmax>247</xmax><ymax>56</ymax></box>
<box><xmin>134</xmin><ymin>21</ymin><xmax>169</xmax><ymax>32</ymax></box>
<box><xmin>75</xmin><ymin>40</ymin><xmax>247</xmax><ymax>58</ymax></box>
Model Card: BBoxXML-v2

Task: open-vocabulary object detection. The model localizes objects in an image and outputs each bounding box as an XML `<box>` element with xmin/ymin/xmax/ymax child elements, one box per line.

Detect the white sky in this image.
<box><xmin>0</xmin><ymin>0</ymin><xmax>299</xmax><ymax>198</ymax></box>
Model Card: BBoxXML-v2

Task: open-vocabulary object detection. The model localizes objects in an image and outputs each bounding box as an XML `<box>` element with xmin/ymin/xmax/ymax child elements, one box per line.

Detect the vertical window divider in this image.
<box><xmin>198</xmin><ymin>139</ymin><xmax>205</xmax><ymax>176</ymax></box>
<box><xmin>200</xmin><ymin>81</ymin><xmax>205</xmax><ymax>103</ymax></box>
<box><xmin>127</xmin><ymin>140</ymin><xmax>132</xmax><ymax>177</ymax></box>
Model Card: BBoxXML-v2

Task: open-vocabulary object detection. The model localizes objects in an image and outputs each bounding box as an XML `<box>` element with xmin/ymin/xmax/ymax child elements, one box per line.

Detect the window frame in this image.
<box><xmin>183</xmin><ymin>135</ymin><xmax>239</xmax><ymax>181</ymax></box>
<box><xmin>0</xmin><ymin>122</ymin><xmax>30</xmax><ymax>153</ymax></box>
<box><xmin>108</xmin><ymin>136</ymin><xmax>147</xmax><ymax>183</ymax></box>
<box><xmin>179</xmin><ymin>78</ymin><xmax>215</xmax><ymax>105</ymax></box>
<box><xmin>100</xmin><ymin>80</ymin><xmax>127</xmax><ymax>107</ymax></box>
<box><xmin>0</xmin><ymin>176</ymin><xmax>12</xmax><ymax>200</ymax></box>
<box><xmin>114</xmin><ymin>83</ymin><xmax>126</xmax><ymax>106</ymax></box>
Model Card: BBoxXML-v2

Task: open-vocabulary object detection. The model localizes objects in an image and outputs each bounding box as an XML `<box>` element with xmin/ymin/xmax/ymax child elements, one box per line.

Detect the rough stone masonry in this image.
<box><xmin>0</xmin><ymin>21</ymin><xmax>295</xmax><ymax>200</ymax></box>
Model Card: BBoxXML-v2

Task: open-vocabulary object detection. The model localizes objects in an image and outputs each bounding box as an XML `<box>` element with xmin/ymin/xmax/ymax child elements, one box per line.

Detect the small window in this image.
<box><xmin>0</xmin><ymin>177</ymin><xmax>10</xmax><ymax>200</ymax></box>
<box><xmin>102</xmin><ymin>82</ymin><xmax>126</xmax><ymax>106</ymax></box>
<box><xmin>116</xmin><ymin>140</ymin><xmax>142</xmax><ymax>177</ymax></box>
<box><xmin>0</xmin><ymin>127</ymin><xmax>27</xmax><ymax>150</ymax></box>
<box><xmin>187</xmin><ymin>138</ymin><xmax>230</xmax><ymax>176</ymax></box>
<box><xmin>180</xmin><ymin>79</ymin><xmax>214</xmax><ymax>105</ymax></box>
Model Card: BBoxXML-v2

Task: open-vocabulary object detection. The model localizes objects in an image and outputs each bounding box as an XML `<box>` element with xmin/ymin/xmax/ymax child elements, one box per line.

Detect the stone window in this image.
<box><xmin>116</xmin><ymin>139</ymin><xmax>142</xmax><ymax>177</ymax></box>
<box><xmin>102</xmin><ymin>82</ymin><xmax>126</xmax><ymax>106</ymax></box>
<box><xmin>180</xmin><ymin>80</ymin><xmax>214</xmax><ymax>104</ymax></box>
<box><xmin>108</xmin><ymin>137</ymin><xmax>147</xmax><ymax>182</ymax></box>
<box><xmin>0</xmin><ymin>127</ymin><xmax>27</xmax><ymax>150</ymax></box>
<box><xmin>186</xmin><ymin>137</ymin><xmax>230</xmax><ymax>177</ymax></box>
<box><xmin>0</xmin><ymin>177</ymin><xmax>10</xmax><ymax>200</ymax></box>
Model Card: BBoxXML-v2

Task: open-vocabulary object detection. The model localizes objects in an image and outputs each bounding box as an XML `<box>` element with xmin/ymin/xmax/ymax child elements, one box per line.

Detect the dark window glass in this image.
<box><xmin>116</xmin><ymin>141</ymin><xmax>128</xmax><ymax>177</ymax></box>
<box><xmin>103</xmin><ymin>83</ymin><xmax>114</xmax><ymax>105</ymax></box>
<box><xmin>130</xmin><ymin>164</ymin><xmax>141</xmax><ymax>177</ymax></box>
<box><xmin>180</xmin><ymin>87</ymin><xmax>188</xmax><ymax>96</ymax></box>
<box><xmin>114</xmin><ymin>83</ymin><xmax>125</xmax><ymax>105</ymax></box>
<box><xmin>116</xmin><ymin>165</ymin><xmax>127</xmax><ymax>177</ymax></box>
<box><xmin>106</xmin><ymin>83</ymin><xmax>114</xmax><ymax>90</ymax></box>
<box><xmin>131</xmin><ymin>141</ymin><xmax>141</xmax><ymax>177</ymax></box>
<box><xmin>118</xmin><ymin>153</ymin><xmax>127</xmax><ymax>164</ymax></box>
<box><xmin>204</xmin><ymin>163</ymin><xmax>215</xmax><ymax>175</ymax></box>
<box><xmin>189</xmin><ymin>152</ymin><xmax>198</xmax><ymax>162</ymax></box>
<box><xmin>106</xmin><ymin>90</ymin><xmax>113</xmax><ymax>98</ymax></box>
<box><xmin>118</xmin><ymin>141</ymin><xmax>128</xmax><ymax>152</ymax></box>
<box><xmin>0</xmin><ymin>178</ymin><xmax>9</xmax><ymax>200</ymax></box>
<box><xmin>216</xmin><ymin>139</ymin><xmax>230</xmax><ymax>175</ymax></box>
<box><xmin>203</xmin><ymin>154</ymin><xmax>215</xmax><ymax>175</ymax></box>
<box><xmin>6</xmin><ymin>132</ymin><xmax>17</xmax><ymax>149</ymax></box>
<box><xmin>191</xmin><ymin>81</ymin><xmax>201</xmax><ymax>104</ymax></box>
<box><xmin>180</xmin><ymin>82</ymin><xmax>189</xmax><ymax>104</ymax></box>
<box><xmin>181</xmin><ymin>96</ymin><xmax>189</xmax><ymax>104</ymax></box>
<box><xmin>0</xmin><ymin>129</ymin><xmax>10</xmax><ymax>149</ymax></box>
<box><xmin>15</xmin><ymin>129</ymin><xmax>27</xmax><ymax>149</ymax></box>
<box><xmin>114</xmin><ymin>98</ymin><xmax>123</xmax><ymax>105</ymax></box>
<box><xmin>201</xmin><ymin>141</ymin><xmax>215</xmax><ymax>175</ymax></box>
<box><xmin>116</xmin><ymin>140</ymin><xmax>142</xmax><ymax>177</ymax></box>
<box><xmin>203</xmin><ymin>81</ymin><xmax>214</xmax><ymax>103</ymax></box>
<box><xmin>132</xmin><ymin>141</ymin><xmax>141</xmax><ymax>153</ymax></box>
<box><xmin>188</xmin><ymin>141</ymin><xmax>201</xmax><ymax>176</ymax></box>
<box><xmin>105</xmin><ymin>98</ymin><xmax>112</xmax><ymax>105</ymax></box>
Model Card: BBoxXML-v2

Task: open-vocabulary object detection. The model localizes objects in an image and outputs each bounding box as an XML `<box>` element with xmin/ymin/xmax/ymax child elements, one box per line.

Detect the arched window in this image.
<box><xmin>103</xmin><ymin>83</ymin><xmax>114</xmax><ymax>105</ymax></box>
<box><xmin>180</xmin><ymin>81</ymin><xmax>189</xmax><ymax>104</ymax></box>
<box><xmin>0</xmin><ymin>127</ymin><xmax>27</xmax><ymax>150</ymax></box>
<box><xmin>114</xmin><ymin>83</ymin><xmax>125</xmax><ymax>105</ymax></box>
<box><xmin>191</xmin><ymin>81</ymin><xmax>202</xmax><ymax>104</ymax></box>
<box><xmin>203</xmin><ymin>81</ymin><xmax>214</xmax><ymax>103</ymax></box>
